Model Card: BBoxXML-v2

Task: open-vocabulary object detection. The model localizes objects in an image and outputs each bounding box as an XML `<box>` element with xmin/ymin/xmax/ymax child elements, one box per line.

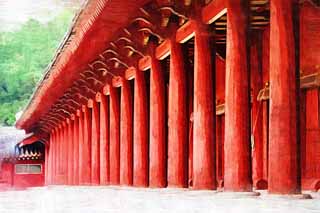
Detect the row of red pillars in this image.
<box><xmin>45</xmin><ymin>0</ymin><xmax>301</xmax><ymax>194</ymax></box>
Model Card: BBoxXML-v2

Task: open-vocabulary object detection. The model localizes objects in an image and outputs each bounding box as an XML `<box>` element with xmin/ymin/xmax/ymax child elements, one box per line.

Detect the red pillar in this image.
<box><xmin>67</xmin><ymin>119</ymin><xmax>74</xmax><ymax>185</ymax></box>
<box><xmin>58</xmin><ymin>125</ymin><xmax>63</xmax><ymax>184</ymax></box>
<box><xmin>91</xmin><ymin>101</ymin><xmax>100</xmax><ymax>185</ymax></box>
<box><xmin>82</xmin><ymin>105</ymin><xmax>92</xmax><ymax>185</ymax></box>
<box><xmin>52</xmin><ymin>131</ymin><xmax>56</xmax><ymax>184</ymax></box>
<box><xmin>55</xmin><ymin>127</ymin><xmax>58</xmax><ymax>183</ymax></box>
<box><xmin>168</xmin><ymin>38</ymin><xmax>188</xmax><ymax>188</ymax></box>
<box><xmin>300</xmin><ymin>91</ymin><xmax>306</xmax><ymax>181</ymax></box>
<box><xmin>55</xmin><ymin>126</ymin><xmax>59</xmax><ymax>183</ymax></box>
<box><xmin>120</xmin><ymin>79</ymin><xmax>133</xmax><ymax>186</ymax></box>
<box><xmin>216</xmin><ymin>116</ymin><xmax>224</xmax><ymax>187</ymax></box>
<box><xmin>47</xmin><ymin>133</ymin><xmax>53</xmax><ymax>185</ymax></box>
<box><xmin>305</xmin><ymin>89</ymin><xmax>320</xmax><ymax>182</ymax></box>
<box><xmin>52</xmin><ymin>128</ymin><xmax>58</xmax><ymax>184</ymax></box>
<box><xmin>60</xmin><ymin>123</ymin><xmax>65</xmax><ymax>184</ymax></box>
<box><xmin>262</xmin><ymin>101</ymin><xmax>269</xmax><ymax>181</ymax></box>
<box><xmin>133</xmin><ymin>69</ymin><xmax>149</xmax><ymax>187</ymax></box>
<box><xmin>60</xmin><ymin>122</ymin><xmax>67</xmax><ymax>184</ymax></box>
<box><xmin>262</xmin><ymin>27</ymin><xmax>270</xmax><ymax>183</ymax></box>
<box><xmin>149</xmin><ymin>54</ymin><xmax>166</xmax><ymax>188</ymax></box>
<box><xmin>269</xmin><ymin>0</ymin><xmax>300</xmax><ymax>194</ymax></box>
<box><xmin>63</xmin><ymin>121</ymin><xmax>69</xmax><ymax>184</ymax></box>
<box><xmin>100</xmin><ymin>94</ymin><xmax>110</xmax><ymax>185</ymax></box>
<box><xmin>250</xmin><ymin>33</ymin><xmax>265</xmax><ymax>189</ymax></box>
<box><xmin>109</xmin><ymin>86</ymin><xmax>120</xmax><ymax>185</ymax></box>
<box><xmin>193</xmin><ymin>21</ymin><xmax>216</xmax><ymax>190</ymax></box>
<box><xmin>78</xmin><ymin>109</ymin><xmax>85</xmax><ymax>184</ymax></box>
<box><xmin>65</xmin><ymin>120</ymin><xmax>69</xmax><ymax>185</ymax></box>
<box><xmin>73</xmin><ymin>113</ymin><xmax>80</xmax><ymax>185</ymax></box>
<box><xmin>224</xmin><ymin>0</ymin><xmax>252</xmax><ymax>192</ymax></box>
<box><xmin>45</xmin><ymin>144</ymin><xmax>49</xmax><ymax>185</ymax></box>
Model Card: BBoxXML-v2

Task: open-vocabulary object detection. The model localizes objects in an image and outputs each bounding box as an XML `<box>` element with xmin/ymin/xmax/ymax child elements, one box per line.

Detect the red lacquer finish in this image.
<box><xmin>91</xmin><ymin>101</ymin><xmax>100</xmax><ymax>185</ymax></box>
<box><xmin>302</xmin><ymin>89</ymin><xmax>320</xmax><ymax>190</ymax></box>
<box><xmin>73</xmin><ymin>115</ymin><xmax>80</xmax><ymax>185</ymax></box>
<box><xmin>11</xmin><ymin>0</ymin><xmax>320</xmax><ymax>196</ymax></box>
<box><xmin>47</xmin><ymin>135</ymin><xmax>52</xmax><ymax>185</ymax></box>
<box><xmin>224</xmin><ymin>0</ymin><xmax>252</xmax><ymax>192</ymax></box>
<box><xmin>58</xmin><ymin>125</ymin><xmax>64</xmax><ymax>184</ymax></box>
<box><xmin>82</xmin><ymin>106</ymin><xmax>92</xmax><ymax>185</ymax></box>
<box><xmin>133</xmin><ymin>70</ymin><xmax>149</xmax><ymax>187</ymax></box>
<box><xmin>120</xmin><ymin>80</ymin><xmax>133</xmax><ymax>186</ymax></box>
<box><xmin>67</xmin><ymin>120</ymin><xmax>74</xmax><ymax>185</ymax></box>
<box><xmin>49</xmin><ymin>130</ymin><xmax>55</xmax><ymax>184</ymax></box>
<box><xmin>62</xmin><ymin>122</ymin><xmax>68</xmax><ymax>184</ymax></box>
<box><xmin>149</xmin><ymin>55</ymin><xmax>166</xmax><ymax>188</ymax></box>
<box><xmin>53</xmin><ymin>128</ymin><xmax>58</xmax><ymax>184</ymax></box>
<box><xmin>192</xmin><ymin>21</ymin><xmax>216</xmax><ymax>190</ymax></box>
<box><xmin>1</xmin><ymin>160</ymin><xmax>45</xmax><ymax>189</ymax></box>
<box><xmin>109</xmin><ymin>86</ymin><xmax>120</xmax><ymax>185</ymax></box>
<box><xmin>216</xmin><ymin>115</ymin><xmax>225</xmax><ymax>188</ymax></box>
<box><xmin>268</xmin><ymin>0</ymin><xmax>300</xmax><ymax>194</ymax></box>
<box><xmin>44</xmin><ymin>144</ymin><xmax>49</xmax><ymax>185</ymax></box>
<box><xmin>261</xmin><ymin>28</ymin><xmax>270</xmax><ymax>183</ymax></box>
<box><xmin>168</xmin><ymin>38</ymin><xmax>188</xmax><ymax>188</ymax></box>
<box><xmin>78</xmin><ymin>110</ymin><xmax>85</xmax><ymax>184</ymax></box>
<box><xmin>250</xmin><ymin>33</ymin><xmax>265</xmax><ymax>189</ymax></box>
<box><xmin>100</xmin><ymin>94</ymin><xmax>110</xmax><ymax>185</ymax></box>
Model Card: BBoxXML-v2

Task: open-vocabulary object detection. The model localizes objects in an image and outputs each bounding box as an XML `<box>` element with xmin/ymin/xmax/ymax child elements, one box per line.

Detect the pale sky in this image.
<box><xmin>0</xmin><ymin>0</ymin><xmax>83</xmax><ymax>31</ymax></box>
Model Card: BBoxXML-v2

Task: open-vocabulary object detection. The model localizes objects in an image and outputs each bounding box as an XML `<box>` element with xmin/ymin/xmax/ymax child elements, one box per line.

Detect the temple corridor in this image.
<box><xmin>5</xmin><ymin>0</ymin><xmax>319</xmax><ymax>201</ymax></box>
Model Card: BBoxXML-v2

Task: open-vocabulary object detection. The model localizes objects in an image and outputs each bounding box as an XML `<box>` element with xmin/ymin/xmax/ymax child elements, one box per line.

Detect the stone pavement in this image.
<box><xmin>0</xmin><ymin>186</ymin><xmax>319</xmax><ymax>213</ymax></box>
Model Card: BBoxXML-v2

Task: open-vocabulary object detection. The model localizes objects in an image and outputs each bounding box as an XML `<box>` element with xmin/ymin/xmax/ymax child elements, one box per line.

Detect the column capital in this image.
<box><xmin>82</xmin><ymin>105</ymin><xmax>88</xmax><ymax>112</ymax></box>
<box><xmin>103</xmin><ymin>84</ymin><xmax>110</xmax><ymax>95</ymax></box>
<box><xmin>70</xmin><ymin>114</ymin><xmax>75</xmax><ymax>120</ymax></box>
<box><xmin>95</xmin><ymin>92</ymin><xmax>102</xmax><ymax>102</ymax></box>
<box><xmin>87</xmin><ymin>99</ymin><xmax>94</xmax><ymax>108</ymax></box>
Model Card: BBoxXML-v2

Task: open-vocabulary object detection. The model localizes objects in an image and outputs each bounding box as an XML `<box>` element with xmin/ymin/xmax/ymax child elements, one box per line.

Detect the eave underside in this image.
<box><xmin>16</xmin><ymin>0</ymin><xmax>273</xmax><ymax>134</ymax></box>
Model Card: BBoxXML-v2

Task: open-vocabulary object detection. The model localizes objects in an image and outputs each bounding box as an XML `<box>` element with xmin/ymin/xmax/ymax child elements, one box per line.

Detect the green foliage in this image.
<box><xmin>0</xmin><ymin>10</ymin><xmax>74</xmax><ymax>126</ymax></box>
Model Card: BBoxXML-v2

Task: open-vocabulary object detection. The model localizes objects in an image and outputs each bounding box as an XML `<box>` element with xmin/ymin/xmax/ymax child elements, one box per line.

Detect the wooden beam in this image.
<box><xmin>155</xmin><ymin>39</ymin><xmax>170</xmax><ymax>60</ymax></box>
<box><xmin>176</xmin><ymin>21</ymin><xmax>195</xmax><ymax>43</ymax></box>
<box><xmin>251</xmin><ymin>0</ymin><xmax>269</xmax><ymax>5</ymax></box>
<box><xmin>202</xmin><ymin>0</ymin><xmax>226</xmax><ymax>24</ymax></box>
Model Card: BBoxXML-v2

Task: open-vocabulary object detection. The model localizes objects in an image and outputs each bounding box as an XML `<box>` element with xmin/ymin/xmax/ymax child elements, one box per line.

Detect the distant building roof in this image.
<box><xmin>0</xmin><ymin>127</ymin><xmax>29</xmax><ymax>159</ymax></box>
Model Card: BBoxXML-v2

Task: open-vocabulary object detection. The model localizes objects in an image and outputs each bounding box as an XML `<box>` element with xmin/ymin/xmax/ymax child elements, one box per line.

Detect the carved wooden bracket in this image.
<box><xmin>216</xmin><ymin>103</ymin><xmax>225</xmax><ymax>115</ymax></box>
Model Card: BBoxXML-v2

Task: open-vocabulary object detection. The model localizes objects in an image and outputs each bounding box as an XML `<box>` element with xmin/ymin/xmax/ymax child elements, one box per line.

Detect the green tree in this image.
<box><xmin>0</xmin><ymin>10</ymin><xmax>74</xmax><ymax>126</ymax></box>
